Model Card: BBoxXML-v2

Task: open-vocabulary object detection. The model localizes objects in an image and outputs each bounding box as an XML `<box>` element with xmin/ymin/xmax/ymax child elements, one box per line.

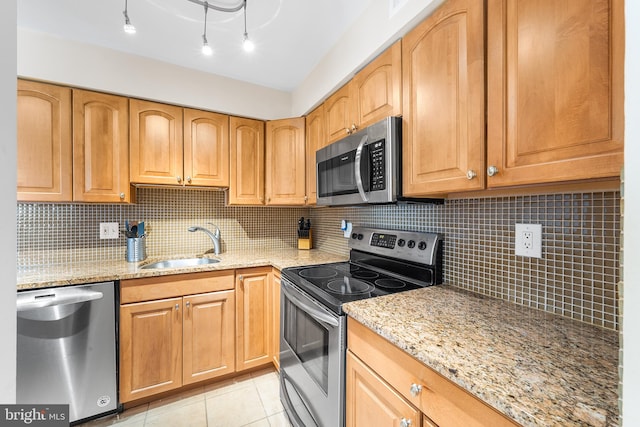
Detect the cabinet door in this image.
<box><xmin>305</xmin><ymin>104</ymin><xmax>325</xmax><ymax>205</ymax></box>
<box><xmin>402</xmin><ymin>0</ymin><xmax>485</xmax><ymax>195</ymax></box>
<box><xmin>17</xmin><ymin>80</ymin><xmax>72</xmax><ymax>202</ymax></box>
<box><xmin>183</xmin><ymin>108</ymin><xmax>230</xmax><ymax>187</ymax></box>
<box><xmin>265</xmin><ymin>117</ymin><xmax>306</xmax><ymax>205</ymax></box>
<box><xmin>324</xmin><ymin>84</ymin><xmax>353</xmax><ymax>144</ymax></box>
<box><xmin>183</xmin><ymin>290</ymin><xmax>235</xmax><ymax>385</ymax></box>
<box><xmin>73</xmin><ymin>89</ymin><xmax>130</xmax><ymax>202</ymax></box>
<box><xmin>130</xmin><ymin>99</ymin><xmax>184</xmax><ymax>185</ymax></box>
<box><xmin>228</xmin><ymin>116</ymin><xmax>265</xmax><ymax>205</ymax></box>
<box><xmin>351</xmin><ymin>40</ymin><xmax>402</xmax><ymax>130</ymax></box>
<box><xmin>271</xmin><ymin>269</ymin><xmax>281</xmax><ymax>370</ymax></box>
<box><xmin>120</xmin><ymin>298</ymin><xmax>183</xmax><ymax>402</ymax></box>
<box><xmin>486</xmin><ymin>0</ymin><xmax>624</xmax><ymax>187</ymax></box>
<box><xmin>346</xmin><ymin>351</ymin><xmax>421</xmax><ymax>427</ymax></box>
<box><xmin>236</xmin><ymin>267</ymin><xmax>272</xmax><ymax>371</ymax></box>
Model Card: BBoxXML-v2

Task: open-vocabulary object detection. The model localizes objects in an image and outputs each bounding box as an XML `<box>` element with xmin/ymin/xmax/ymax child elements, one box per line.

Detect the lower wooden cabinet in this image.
<box><xmin>235</xmin><ymin>267</ymin><xmax>273</xmax><ymax>371</ymax></box>
<box><xmin>119</xmin><ymin>271</ymin><xmax>235</xmax><ymax>403</ymax></box>
<box><xmin>347</xmin><ymin>351</ymin><xmax>421</xmax><ymax>427</ymax></box>
<box><xmin>347</xmin><ymin>318</ymin><xmax>520</xmax><ymax>427</ymax></box>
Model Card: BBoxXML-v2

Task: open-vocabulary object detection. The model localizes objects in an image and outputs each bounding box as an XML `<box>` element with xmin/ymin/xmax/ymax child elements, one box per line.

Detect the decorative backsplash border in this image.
<box><xmin>16</xmin><ymin>188</ymin><xmax>620</xmax><ymax>330</ymax></box>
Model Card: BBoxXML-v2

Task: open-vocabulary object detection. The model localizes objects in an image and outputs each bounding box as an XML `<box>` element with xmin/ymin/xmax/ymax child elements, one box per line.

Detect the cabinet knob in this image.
<box><xmin>487</xmin><ymin>165</ymin><xmax>499</xmax><ymax>177</ymax></box>
<box><xmin>185</xmin><ymin>301</ymin><xmax>190</xmax><ymax>308</ymax></box>
<box><xmin>186</xmin><ymin>176</ymin><xmax>192</xmax><ymax>183</ymax></box>
<box><xmin>177</xmin><ymin>176</ymin><xmax>182</xmax><ymax>183</ymax></box>
<box><xmin>239</xmin><ymin>275</ymin><xmax>243</xmax><ymax>282</ymax></box>
<box><xmin>351</xmin><ymin>123</ymin><xmax>358</xmax><ymax>132</ymax></box>
<box><xmin>466</xmin><ymin>170</ymin><xmax>477</xmax><ymax>180</ymax></box>
<box><xmin>345</xmin><ymin>128</ymin><xmax>351</xmax><ymax>135</ymax></box>
<box><xmin>119</xmin><ymin>192</ymin><xmax>125</xmax><ymax>200</ymax></box>
<box><xmin>409</xmin><ymin>383</ymin><xmax>422</xmax><ymax>397</ymax></box>
<box><xmin>175</xmin><ymin>303</ymin><xmax>180</xmax><ymax>311</ymax></box>
<box><xmin>400</xmin><ymin>418</ymin><xmax>412</xmax><ymax>427</ymax></box>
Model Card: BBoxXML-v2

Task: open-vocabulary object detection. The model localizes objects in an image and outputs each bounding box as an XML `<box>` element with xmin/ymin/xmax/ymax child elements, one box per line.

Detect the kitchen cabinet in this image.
<box><xmin>228</xmin><ymin>116</ymin><xmax>265</xmax><ymax>205</ymax></box>
<box><xmin>402</xmin><ymin>0</ymin><xmax>485</xmax><ymax>196</ymax></box>
<box><xmin>119</xmin><ymin>271</ymin><xmax>235</xmax><ymax>403</ymax></box>
<box><xmin>17</xmin><ymin>80</ymin><xmax>72</xmax><ymax>202</ymax></box>
<box><xmin>271</xmin><ymin>269</ymin><xmax>281</xmax><ymax>370</ymax></box>
<box><xmin>346</xmin><ymin>351</ymin><xmax>421</xmax><ymax>427</ymax></box>
<box><xmin>183</xmin><ymin>108</ymin><xmax>230</xmax><ymax>187</ymax></box>
<box><xmin>347</xmin><ymin>319</ymin><xmax>520</xmax><ymax>427</ymax></box>
<box><xmin>324</xmin><ymin>41</ymin><xmax>402</xmax><ymax>145</ymax></box>
<box><xmin>73</xmin><ymin>89</ymin><xmax>131</xmax><ymax>202</ymax></box>
<box><xmin>235</xmin><ymin>267</ymin><xmax>272</xmax><ymax>371</ymax></box>
<box><xmin>129</xmin><ymin>99</ymin><xmax>184</xmax><ymax>186</ymax></box>
<box><xmin>265</xmin><ymin>117</ymin><xmax>306</xmax><ymax>205</ymax></box>
<box><xmin>305</xmin><ymin>104</ymin><xmax>325</xmax><ymax>205</ymax></box>
<box><xmin>485</xmin><ymin>0</ymin><xmax>624</xmax><ymax>187</ymax></box>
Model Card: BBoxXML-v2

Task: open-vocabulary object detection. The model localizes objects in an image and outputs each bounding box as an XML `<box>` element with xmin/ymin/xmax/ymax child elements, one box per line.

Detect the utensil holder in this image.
<box><xmin>126</xmin><ymin>237</ymin><xmax>147</xmax><ymax>262</ymax></box>
<box><xmin>298</xmin><ymin>229</ymin><xmax>312</xmax><ymax>250</ymax></box>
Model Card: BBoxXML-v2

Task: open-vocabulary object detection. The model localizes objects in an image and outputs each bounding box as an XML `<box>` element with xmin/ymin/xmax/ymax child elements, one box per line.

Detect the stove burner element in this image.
<box><xmin>299</xmin><ymin>267</ymin><xmax>338</xmax><ymax>280</ymax></box>
<box><xmin>375</xmin><ymin>278</ymin><xmax>406</xmax><ymax>289</ymax></box>
<box><xmin>351</xmin><ymin>270</ymin><xmax>379</xmax><ymax>280</ymax></box>
<box><xmin>327</xmin><ymin>277</ymin><xmax>374</xmax><ymax>295</ymax></box>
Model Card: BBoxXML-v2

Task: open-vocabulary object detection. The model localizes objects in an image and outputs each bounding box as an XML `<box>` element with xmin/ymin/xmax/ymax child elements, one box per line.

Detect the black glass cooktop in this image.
<box><xmin>282</xmin><ymin>261</ymin><xmax>425</xmax><ymax>314</ymax></box>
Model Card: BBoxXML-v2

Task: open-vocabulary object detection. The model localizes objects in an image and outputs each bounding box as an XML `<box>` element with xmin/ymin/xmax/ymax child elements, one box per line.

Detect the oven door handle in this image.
<box><xmin>354</xmin><ymin>134</ymin><xmax>369</xmax><ymax>202</ymax></box>
<box><xmin>281</xmin><ymin>280</ymin><xmax>339</xmax><ymax>327</ymax></box>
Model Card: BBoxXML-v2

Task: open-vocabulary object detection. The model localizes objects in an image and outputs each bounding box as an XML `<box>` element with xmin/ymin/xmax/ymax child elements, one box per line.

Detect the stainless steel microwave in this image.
<box><xmin>316</xmin><ymin>116</ymin><xmax>401</xmax><ymax>206</ymax></box>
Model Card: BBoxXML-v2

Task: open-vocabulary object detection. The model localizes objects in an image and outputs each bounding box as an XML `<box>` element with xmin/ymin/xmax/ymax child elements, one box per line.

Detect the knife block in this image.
<box><xmin>298</xmin><ymin>229</ymin><xmax>313</xmax><ymax>250</ymax></box>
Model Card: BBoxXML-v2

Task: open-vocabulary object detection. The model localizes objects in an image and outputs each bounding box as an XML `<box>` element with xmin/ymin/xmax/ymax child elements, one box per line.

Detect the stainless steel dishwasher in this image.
<box><xmin>16</xmin><ymin>281</ymin><xmax>119</xmax><ymax>424</ymax></box>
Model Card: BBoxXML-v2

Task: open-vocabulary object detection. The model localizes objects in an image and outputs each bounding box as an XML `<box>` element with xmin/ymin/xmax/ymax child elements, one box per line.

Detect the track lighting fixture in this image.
<box><xmin>123</xmin><ymin>0</ymin><xmax>136</xmax><ymax>34</ymax></box>
<box><xmin>120</xmin><ymin>0</ymin><xmax>255</xmax><ymax>55</ymax></box>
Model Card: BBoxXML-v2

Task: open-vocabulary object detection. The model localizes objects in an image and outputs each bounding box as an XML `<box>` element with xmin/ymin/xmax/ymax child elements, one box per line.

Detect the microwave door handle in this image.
<box><xmin>354</xmin><ymin>135</ymin><xmax>369</xmax><ymax>202</ymax></box>
<box><xmin>281</xmin><ymin>280</ymin><xmax>339</xmax><ymax>327</ymax></box>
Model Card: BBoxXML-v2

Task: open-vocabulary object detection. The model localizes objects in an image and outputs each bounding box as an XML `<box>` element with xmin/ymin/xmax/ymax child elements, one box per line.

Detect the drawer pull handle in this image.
<box><xmin>400</xmin><ymin>418</ymin><xmax>412</xmax><ymax>427</ymax></box>
<box><xmin>410</xmin><ymin>383</ymin><xmax>422</xmax><ymax>397</ymax></box>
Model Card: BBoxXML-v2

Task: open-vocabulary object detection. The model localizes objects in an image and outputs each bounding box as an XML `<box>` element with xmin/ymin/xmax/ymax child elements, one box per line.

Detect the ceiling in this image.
<box><xmin>17</xmin><ymin>0</ymin><xmax>373</xmax><ymax>92</ymax></box>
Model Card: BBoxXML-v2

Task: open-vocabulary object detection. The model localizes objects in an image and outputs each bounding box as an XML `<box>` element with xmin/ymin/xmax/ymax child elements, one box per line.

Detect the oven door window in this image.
<box><xmin>317</xmin><ymin>147</ymin><xmax>371</xmax><ymax>198</ymax></box>
<box><xmin>283</xmin><ymin>298</ymin><xmax>330</xmax><ymax>394</ymax></box>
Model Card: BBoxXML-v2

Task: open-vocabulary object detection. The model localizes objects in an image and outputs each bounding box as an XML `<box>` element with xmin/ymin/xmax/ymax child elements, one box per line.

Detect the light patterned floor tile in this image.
<box><xmin>145</xmin><ymin>400</ymin><xmax>207</xmax><ymax>427</ymax></box>
<box><xmin>266</xmin><ymin>411</ymin><xmax>292</xmax><ymax>427</ymax></box>
<box><xmin>205</xmin><ymin>385</ymin><xmax>267</xmax><ymax>427</ymax></box>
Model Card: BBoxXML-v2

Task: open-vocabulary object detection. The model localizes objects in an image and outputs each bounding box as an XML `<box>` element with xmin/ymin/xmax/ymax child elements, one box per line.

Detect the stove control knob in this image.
<box><xmin>407</xmin><ymin>240</ymin><xmax>416</xmax><ymax>249</ymax></box>
<box><xmin>418</xmin><ymin>241</ymin><xmax>427</xmax><ymax>250</ymax></box>
<box><xmin>357</xmin><ymin>233</ymin><xmax>364</xmax><ymax>240</ymax></box>
<box><xmin>397</xmin><ymin>239</ymin><xmax>406</xmax><ymax>247</ymax></box>
<box><xmin>351</xmin><ymin>233</ymin><xmax>358</xmax><ymax>239</ymax></box>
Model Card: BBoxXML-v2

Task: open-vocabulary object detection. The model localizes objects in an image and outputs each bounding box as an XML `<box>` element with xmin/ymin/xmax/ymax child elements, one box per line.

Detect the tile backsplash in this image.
<box><xmin>17</xmin><ymin>188</ymin><xmax>620</xmax><ymax>331</ymax></box>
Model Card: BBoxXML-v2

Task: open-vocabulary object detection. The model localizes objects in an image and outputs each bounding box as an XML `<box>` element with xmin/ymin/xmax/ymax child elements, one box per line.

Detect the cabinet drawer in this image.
<box><xmin>347</xmin><ymin>318</ymin><xmax>520</xmax><ymax>427</ymax></box>
<box><xmin>121</xmin><ymin>270</ymin><xmax>235</xmax><ymax>303</ymax></box>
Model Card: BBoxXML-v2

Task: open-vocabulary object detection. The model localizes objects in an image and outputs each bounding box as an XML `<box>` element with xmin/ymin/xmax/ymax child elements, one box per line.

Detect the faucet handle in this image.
<box><xmin>206</xmin><ymin>222</ymin><xmax>221</xmax><ymax>237</ymax></box>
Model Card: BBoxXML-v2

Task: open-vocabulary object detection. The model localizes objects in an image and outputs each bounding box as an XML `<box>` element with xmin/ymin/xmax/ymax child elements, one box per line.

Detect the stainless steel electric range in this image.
<box><xmin>279</xmin><ymin>226</ymin><xmax>444</xmax><ymax>427</ymax></box>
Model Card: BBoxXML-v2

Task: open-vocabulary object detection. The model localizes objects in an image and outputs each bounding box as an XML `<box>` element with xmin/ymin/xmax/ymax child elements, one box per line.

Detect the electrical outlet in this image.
<box><xmin>515</xmin><ymin>223</ymin><xmax>542</xmax><ymax>258</ymax></box>
<box><xmin>100</xmin><ymin>222</ymin><xmax>119</xmax><ymax>239</ymax></box>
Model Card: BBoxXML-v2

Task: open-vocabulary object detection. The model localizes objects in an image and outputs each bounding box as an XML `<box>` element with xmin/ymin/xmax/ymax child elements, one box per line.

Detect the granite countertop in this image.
<box><xmin>343</xmin><ymin>285</ymin><xmax>619</xmax><ymax>427</ymax></box>
<box><xmin>17</xmin><ymin>249</ymin><xmax>348</xmax><ymax>290</ymax></box>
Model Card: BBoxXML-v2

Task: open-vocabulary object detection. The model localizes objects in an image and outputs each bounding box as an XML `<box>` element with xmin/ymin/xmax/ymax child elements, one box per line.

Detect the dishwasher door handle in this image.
<box><xmin>17</xmin><ymin>288</ymin><xmax>104</xmax><ymax>312</ymax></box>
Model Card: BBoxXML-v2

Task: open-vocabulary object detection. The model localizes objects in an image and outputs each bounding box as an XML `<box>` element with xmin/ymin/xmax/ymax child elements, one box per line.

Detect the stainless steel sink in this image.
<box><xmin>141</xmin><ymin>258</ymin><xmax>220</xmax><ymax>269</ymax></box>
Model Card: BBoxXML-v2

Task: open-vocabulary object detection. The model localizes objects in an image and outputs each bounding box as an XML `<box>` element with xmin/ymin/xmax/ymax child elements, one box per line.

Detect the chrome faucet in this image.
<box><xmin>188</xmin><ymin>223</ymin><xmax>221</xmax><ymax>255</ymax></box>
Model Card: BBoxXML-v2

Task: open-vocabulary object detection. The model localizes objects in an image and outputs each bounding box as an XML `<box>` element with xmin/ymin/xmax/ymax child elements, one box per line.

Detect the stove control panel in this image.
<box><xmin>349</xmin><ymin>226</ymin><xmax>442</xmax><ymax>266</ymax></box>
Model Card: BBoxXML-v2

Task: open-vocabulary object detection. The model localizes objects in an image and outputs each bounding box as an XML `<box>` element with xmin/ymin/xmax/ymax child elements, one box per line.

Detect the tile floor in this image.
<box><xmin>81</xmin><ymin>367</ymin><xmax>292</xmax><ymax>427</ymax></box>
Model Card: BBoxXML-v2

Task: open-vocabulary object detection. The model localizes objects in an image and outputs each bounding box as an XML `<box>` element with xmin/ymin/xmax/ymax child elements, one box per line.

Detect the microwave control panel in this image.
<box><xmin>369</xmin><ymin>140</ymin><xmax>386</xmax><ymax>191</ymax></box>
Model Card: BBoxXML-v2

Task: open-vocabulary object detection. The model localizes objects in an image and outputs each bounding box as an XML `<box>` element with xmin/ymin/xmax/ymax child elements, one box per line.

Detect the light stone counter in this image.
<box><xmin>343</xmin><ymin>285</ymin><xmax>619</xmax><ymax>427</ymax></box>
<box><xmin>17</xmin><ymin>249</ymin><xmax>347</xmax><ymax>290</ymax></box>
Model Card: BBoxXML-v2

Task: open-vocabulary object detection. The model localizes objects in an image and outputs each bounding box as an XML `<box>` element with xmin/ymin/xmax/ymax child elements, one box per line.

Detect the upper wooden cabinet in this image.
<box><xmin>486</xmin><ymin>0</ymin><xmax>624</xmax><ymax>187</ymax></box>
<box><xmin>228</xmin><ymin>116</ymin><xmax>265</xmax><ymax>205</ymax></box>
<box><xmin>130</xmin><ymin>99</ymin><xmax>184</xmax><ymax>186</ymax></box>
<box><xmin>325</xmin><ymin>41</ymin><xmax>402</xmax><ymax>145</ymax></box>
<box><xmin>183</xmin><ymin>108</ymin><xmax>230</xmax><ymax>187</ymax></box>
<box><xmin>265</xmin><ymin>117</ymin><xmax>306</xmax><ymax>205</ymax></box>
<box><xmin>17</xmin><ymin>80</ymin><xmax>73</xmax><ymax>202</ymax></box>
<box><xmin>305</xmin><ymin>104</ymin><xmax>326</xmax><ymax>205</ymax></box>
<box><xmin>402</xmin><ymin>0</ymin><xmax>486</xmax><ymax>196</ymax></box>
<box><xmin>73</xmin><ymin>89</ymin><xmax>131</xmax><ymax>202</ymax></box>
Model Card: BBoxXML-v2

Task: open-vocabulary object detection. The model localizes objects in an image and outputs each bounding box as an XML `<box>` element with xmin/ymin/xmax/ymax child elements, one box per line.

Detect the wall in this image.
<box><xmin>623</xmin><ymin>0</ymin><xmax>640</xmax><ymax>424</ymax></box>
<box><xmin>0</xmin><ymin>0</ymin><xmax>17</xmax><ymax>405</ymax></box>
<box><xmin>17</xmin><ymin>188</ymin><xmax>307</xmax><ymax>268</ymax></box>
<box><xmin>310</xmin><ymin>191</ymin><xmax>620</xmax><ymax>331</ymax></box>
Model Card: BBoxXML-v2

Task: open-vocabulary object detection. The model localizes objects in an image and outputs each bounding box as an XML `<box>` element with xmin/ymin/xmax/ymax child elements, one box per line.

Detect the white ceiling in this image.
<box><xmin>17</xmin><ymin>0</ymin><xmax>373</xmax><ymax>92</ymax></box>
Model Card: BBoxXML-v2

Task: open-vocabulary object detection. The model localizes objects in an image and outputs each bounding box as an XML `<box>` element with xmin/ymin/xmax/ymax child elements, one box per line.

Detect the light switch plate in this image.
<box><xmin>100</xmin><ymin>222</ymin><xmax>119</xmax><ymax>239</ymax></box>
<box><xmin>515</xmin><ymin>223</ymin><xmax>542</xmax><ymax>258</ymax></box>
